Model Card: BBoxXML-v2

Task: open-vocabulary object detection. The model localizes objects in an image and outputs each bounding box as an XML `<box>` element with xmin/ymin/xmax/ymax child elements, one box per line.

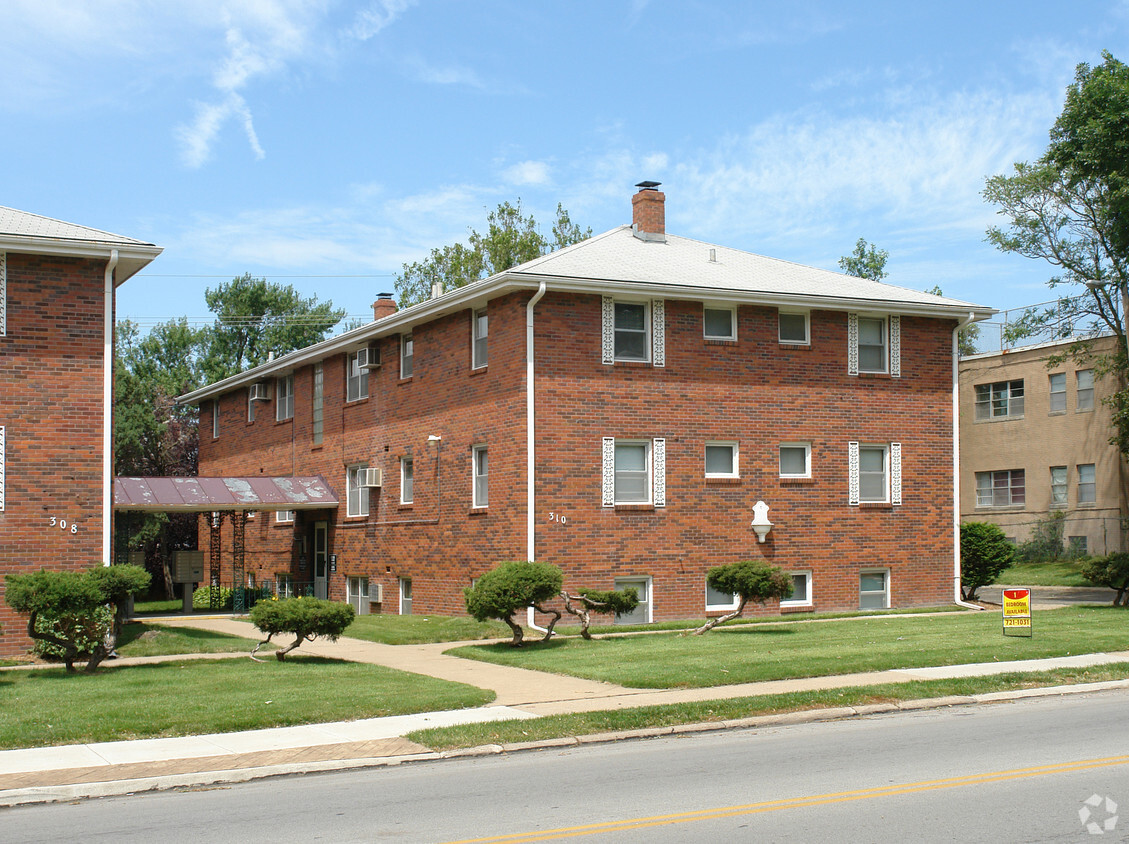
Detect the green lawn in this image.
<box><xmin>997</xmin><ymin>559</ymin><xmax>1093</xmax><ymax>587</ymax></box>
<box><xmin>132</xmin><ymin>598</ymin><xmax>184</xmax><ymax>614</ymax></box>
<box><xmin>0</xmin><ymin>657</ymin><xmax>494</xmax><ymax>749</ymax></box>
<box><xmin>344</xmin><ymin>613</ymin><xmax>512</xmax><ymax>645</ymax></box>
<box><xmin>448</xmin><ymin>606</ymin><xmax>1129</xmax><ymax>689</ymax></box>
<box><xmin>407</xmin><ymin>663</ymin><xmax>1129</xmax><ymax>751</ymax></box>
<box><xmin>115</xmin><ymin>622</ymin><xmax>266</xmax><ymax>657</ymax></box>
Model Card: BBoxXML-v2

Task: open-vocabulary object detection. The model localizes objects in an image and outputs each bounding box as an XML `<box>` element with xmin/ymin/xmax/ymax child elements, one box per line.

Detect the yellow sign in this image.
<box><xmin>1002</xmin><ymin>588</ymin><xmax>1032</xmax><ymax>637</ymax></box>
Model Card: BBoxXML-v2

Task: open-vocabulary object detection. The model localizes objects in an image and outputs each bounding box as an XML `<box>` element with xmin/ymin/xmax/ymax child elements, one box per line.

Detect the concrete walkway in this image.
<box><xmin>3</xmin><ymin>611</ymin><xmax>1129</xmax><ymax>807</ymax></box>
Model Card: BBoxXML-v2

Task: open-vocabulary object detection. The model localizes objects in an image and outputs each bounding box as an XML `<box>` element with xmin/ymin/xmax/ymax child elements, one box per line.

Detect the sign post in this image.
<box><xmin>1002</xmin><ymin>588</ymin><xmax>1032</xmax><ymax>637</ymax></box>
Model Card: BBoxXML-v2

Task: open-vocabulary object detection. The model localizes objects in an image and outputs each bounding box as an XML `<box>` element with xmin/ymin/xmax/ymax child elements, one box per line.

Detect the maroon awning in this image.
<box><xmin>113</xmin><ymin>476</ymin><xmax>339</xmax><ymax>512</ymax></box>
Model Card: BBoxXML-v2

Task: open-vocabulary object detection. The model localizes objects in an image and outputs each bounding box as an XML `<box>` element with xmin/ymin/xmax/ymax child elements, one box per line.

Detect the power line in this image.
<box><xmin>135</xmin><ymin>273</ymin><xmax>396</xmax><ymax>278</ymax></box>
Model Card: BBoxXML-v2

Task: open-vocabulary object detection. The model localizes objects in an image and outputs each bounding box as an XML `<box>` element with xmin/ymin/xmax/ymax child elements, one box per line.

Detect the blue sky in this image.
<box><xmin>3</xmin><ymin>1</ymin><xmax>1127</xmax><ymax>338</ymax></box>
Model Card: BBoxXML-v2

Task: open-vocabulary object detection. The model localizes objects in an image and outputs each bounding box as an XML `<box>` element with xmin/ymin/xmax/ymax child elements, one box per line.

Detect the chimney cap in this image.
<box><xmin>635</xmin><ymin>181</ymin><xmax>662</xmax><ymax>191</ymax></box>
<box><xmin>377</xmin><ymin>292</ymin><xmax>394</xmax><ymax>299</ymax></box>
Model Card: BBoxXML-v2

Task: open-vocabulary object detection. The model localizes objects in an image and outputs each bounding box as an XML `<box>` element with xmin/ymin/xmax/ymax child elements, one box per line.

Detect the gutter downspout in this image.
<box><xmin>953</xmin><ymin>312</ymin><xmax>982</xmax><ymax>610</ymax></box>
<box><xmin>526</xmin><ymin>282</ymin><xmax>548</xmax><ymax>633</ymax></box>
<box><xmin>102</xmin><ymin>250</ymin><xmax>119</xmax><ymax>567</ymax></box>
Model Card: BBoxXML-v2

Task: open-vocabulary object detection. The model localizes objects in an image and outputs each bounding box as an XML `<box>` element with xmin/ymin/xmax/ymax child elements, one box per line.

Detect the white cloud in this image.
<box><xmin>503</xmin><ymin>161</ymin><xmax>552</xmax><ymax>187</ymax></box>
<box><xmin>349</xmin><ymin>0</ymin><xmax>417</xmax><ymax>41</ymax></box>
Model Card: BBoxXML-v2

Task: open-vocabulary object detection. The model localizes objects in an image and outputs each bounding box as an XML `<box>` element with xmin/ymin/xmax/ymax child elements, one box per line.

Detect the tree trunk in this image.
<box><xmin>250</xmin><ymin>633</ymin><xmax>274</xmax><ymax>662</ymax></box>
<box><xmin>691</xmin><ymin>597</ymin><xmax>747</xmax><ymax>635</ymax></box>
<box><xmin>534</xmin><ymin>603</ymin><xmax>562</xmax><ymax>642</ymax></box>
<box><xmin>274</xmin><ymin>632</ymin><xmax>310</xmax><ymax>661</ymax></box>
<box><xmin>25</xmin><ymin>612</ymin><xmax>81</xmax><ymax>673</ymax></box>
<box><xmin>560</xmin><ymin>592</ymin><xmax>592</xmax><ymax>639</ymax></box>
<box><xmin>503</xmin><ymin>613</ymin><xmax>524</xmax><ymax>647</ymax></box>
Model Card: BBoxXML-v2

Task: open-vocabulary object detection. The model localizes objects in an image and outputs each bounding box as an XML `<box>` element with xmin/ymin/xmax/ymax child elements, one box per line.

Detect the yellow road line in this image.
<box><xmin>441</xmin><ymin>754</ymin><xmax>1129</xmax><ymax>843</ymax></box>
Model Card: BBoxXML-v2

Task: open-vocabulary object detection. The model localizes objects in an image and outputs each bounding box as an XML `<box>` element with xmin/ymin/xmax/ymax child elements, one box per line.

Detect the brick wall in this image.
<box><xmin>0</xmin><ymin>254</ymin><xmax>109</xmax><ymax>655</ymax></box>
<box><xmin>198</xmin><ymin>289</ymin><xmax>958</xmax><ymax>621</ymax></box>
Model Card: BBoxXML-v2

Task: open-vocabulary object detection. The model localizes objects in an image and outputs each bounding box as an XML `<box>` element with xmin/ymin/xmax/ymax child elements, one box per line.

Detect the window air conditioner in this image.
<box><xmin>371</xmin><ymin>583</ymin><xmax>383</xmax><ymax>602</ymax></box>
<box><xmin>357</xmin><ymin>346</ymin><xmax>382</xmax><ymax>369</ymax></box>
<box><xmin>249</xmin><ymin>382</ymin><xmax>271</xmax><ymax>401</ymax></box>
<box><xmin>359</xmin><ymin>468</ymin><xmax>383</xmax><ymax>488</ymax></box>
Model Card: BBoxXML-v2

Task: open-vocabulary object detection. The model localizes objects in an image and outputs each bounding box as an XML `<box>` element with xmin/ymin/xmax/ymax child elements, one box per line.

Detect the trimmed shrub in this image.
<box><xmin>193</xmin><ymin>585</ymin><xmax>234</xmax><ymax>610</ymax></box>
<box><xmin>960</xmin><ymin>522</ymin><xmax>1016</xmax><ymax>600</ymax></box>
<box><xmin>692</xmin><ymin>560</ymin><xmax>794</xmax><ymax>634</ymax></box>
<box><xmin>1082</xmin><ymin>552</ymin><xmax>1129</xmax><ymax>606</ymax></box>
<box><xmin>6</xmin><ymin>569</ymin><xmax>111</xmax><ymax>672</ymax></box>
<box><xmin>561</xmin><ymin>587</ymin><xmax>639</xmax><ymax>639</ymax></box>
<box><xmin>34</xmin><ymin>605</ymin><xmax>114</xmax><ymax>661</ymax></box>
<box><xmin>465</xmin><ymin>561</ymin><xmax>563</xmax><ymax>646</ymax></box>
<box><xmin>248</xmin><ymin>597</ymin><xmax>355</xmax><ymax>660</ymax></box>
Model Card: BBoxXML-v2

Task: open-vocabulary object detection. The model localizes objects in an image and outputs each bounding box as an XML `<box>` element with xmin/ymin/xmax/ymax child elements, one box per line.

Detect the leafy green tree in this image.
<box><xmin>464</xmin><ymin>561</ymin><xmax>564</xmax><ymax>646</ymax></box>
<box><xmin>1081</xmin><ymin>552</ymin><xmax>1129</xmax><ymax>606</ymax></box>
<box><xmin>959</xmin><ymin>522</ymin><xmax>1015</xmax><ymax>600</ymax></box>
<box><xmin>691</xmin><ymin>561</ymin><xmax>794</xmax><ymax>634</ymax></box>
<box><xmin>249</xmin><ymin>597</ymin><xmax>356</xmax><ymax>661</ymax></box>
<box><xmin>925</xmin><ymin>285</ymin><xmax>981</xmax><ymax>356</ymax></box>
<box><xmin>560</xmin><ymin>587</ymin><xmax>639</xmax><ymax>639</ymax></box>
<box><xmin>984</xmin><ymin>51</ymin><xmax>1129</xmax><ymax>452</ymax></box>
<box><xmin>838</xmin><ymin>238</ymin><xmax>889</xmax><ymax>281</ymax></box>
<box><xmin>395</xmin><ymin>201</ymin><xmax>591</xmax><ymax>307</ymax></box>
<box><xmin>200</xmin><ymin>273</ymin><xmax>345</xmax><ymax>384</ymax></box>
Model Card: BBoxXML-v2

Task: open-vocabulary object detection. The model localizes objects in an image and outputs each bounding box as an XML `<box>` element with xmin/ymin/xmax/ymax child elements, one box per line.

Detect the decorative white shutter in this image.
<box><xmin>651</xmin><ymin>299</ymin><xmax>665</xmax><ymax>367</ymax></box>
<box><xmin>652</xmin><ymin>438</ymin><xmax>666</xmax><ymax>507</ymax></box>
<box><xmin>889</xmin><ymin>315</ymin><xmax>901</xmax><ymax>378</ymax></box>
<box><xmin>0</xmin><ymin>252</ymin><xmax>6</xmax><ymax>337</ymax></box>
<box><xmin>601</xmin><ymin>297</ymin><xmax>615</xmax><ymax>365</ymax></box>
<box><xmin>0</xmin><ymin>426</ymin><xmax>5</xmax><ymax>511</ymax></box>
<box><xmin>847</xmin><ymin>313</ymin><xmax>859</xmax><ymax>375</ymax></box>
<box><xmin>602</xmin><ymin>437</ymin><xmax>616</xmax><ymax>506</ymax></box>
<box><xmin>847</xmin><ymin>440</ymin><xmax>860</xmax><ymax>505</ymax></box>
<box><xmin>890</xmin><ymin>442</ymin><xmax>902</xmax><ymax>505</ymax></box>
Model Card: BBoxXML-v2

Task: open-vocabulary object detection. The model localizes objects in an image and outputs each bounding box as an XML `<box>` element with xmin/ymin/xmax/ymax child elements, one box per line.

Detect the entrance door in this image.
<box><xmin>399</xmin><ymin>577</ymin><xmax>412</xmax><ymax>615</ymax></box>
<box><xmin>313</xmin><ymin>521</ymin><xmax>329</xmax><ymax>599</ymax></box>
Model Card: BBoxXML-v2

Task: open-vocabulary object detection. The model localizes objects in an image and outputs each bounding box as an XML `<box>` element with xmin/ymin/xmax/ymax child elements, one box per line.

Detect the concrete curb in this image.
<box><xmin>4</xmin><ymin>679</ymin><xmax>1127</xmax><ymax>808</ymax></box>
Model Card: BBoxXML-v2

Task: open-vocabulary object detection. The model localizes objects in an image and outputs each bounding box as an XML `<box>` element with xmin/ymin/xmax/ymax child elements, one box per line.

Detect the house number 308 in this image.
<box><xmin>547</xmin><ymin>512</ymin><xmax>568</xmax><ymax>525</ymax></box>
<box><xmin>49</xmin><ymin>517</ymin><xmax>79</xmax><ymax>534</ymax></box>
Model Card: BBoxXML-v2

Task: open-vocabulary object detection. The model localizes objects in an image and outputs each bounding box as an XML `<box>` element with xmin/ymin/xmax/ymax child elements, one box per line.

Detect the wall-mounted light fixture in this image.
<box><xmin>751</xmin><ymin>500</ymin><xmax>773</xmax><ymax>543</ymax></box>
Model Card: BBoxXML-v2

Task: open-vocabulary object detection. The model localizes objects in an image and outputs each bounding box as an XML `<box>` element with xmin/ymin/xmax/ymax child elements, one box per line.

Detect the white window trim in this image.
<box><xmin>401</xmin><ymin>456</ymin><xmax>414</xmax><ymax>505</ymax></box>
<box><xmin>601</xmin><ymin>297</ymin><xmax>665</xmax><ymax>365</ymax></box>
<box><xmin>346</xmin><ymin>351</ymin><xmax>368</xmax><ymax>402</ymax></box>
<box><xmin>1</xmin><ymin>252</ymin><xmax>7</xmax><ymax>337</ymax></box>
<box><xmin>400</xmin><ymin>333</ymin><xmax>414</xmax><ymax>378</ymax></box>
<box><xmin>275</xmin><ymin>510</ymin><xmax>295</xmax><ymax>523</ymax></box>
<box><xmin>276</xmin><ymin>375</ymin><xmax>294</xmax><ymax>422</ymax></box>
<box><xmin>780</xmin><ymin>571</ymin><xmax>813</xmax><ymax>607</ymax></box>
<box><xmin>472</xmin><ymin>308</ymin><xmax>488</xmax><ymax>369</ymax></box>
<box><xmin>705</xmin><ymin>580</ymin><xmax>740</xmax><ymax>612</ymax></box>
<box><xmin>779</xmin><ymin>442</ymin><xmax>812</xmax><ymax>479</ymax></box>
<box><xmin>312</xmin><ymin>362</ymin><xmax>324</xmax><ymax>443</ymax></box>
<box><xmin>860</xmin><ymin>568</ymin><xmax>890</xmax><ymax>610</ymax></box>
<box><xmin>703</xmin><ymin>305</ymin><xmax>737</xmax><ymax>342</ymax></box>
<box><xmin>346</xmin><ymin>463</ymin><xmax>369</xmax><ymax>518</ymax></box>
<box><xmin>848</xmin><ymin>313</ymin><xmax>900</xmax><ymax>377</ymax></box>
<box><xmin>704</xmin><ymin>441</ymin><xmax>739</xmax><ymax>478</ymax></box>
<box><xmin>472</xmin><ymin>445</ymin><xmax>488</xmax><ymax>508</ymax></box>
<box><xmin>614</xmin><ymin>576</ymin><xmax>653</xmax><ymax>623</ymax></box>
<box><xmin>0</xmin><ymin>425</ymin><xmax>5</xmax><ymax>511</ymax></box>
<box><xmin>778</xmin><ymin>309</ymin><xmax>810</xmax><ymax>345</ymax></box>
<box><xmin>212</xmin><ymin>400</ymin><xmax>220</xmax><ymax>439</ymax></box>
<box><xmin>247</xmin><ymin>389</ymin><xmax>256</xmax><ymax>423</ymax></box>
<box><xmin>603</xmin><ymin>437</ymin><xmax>666</xmax><ymax>507</ymax></box>
<box><xmin>848</xmin><ymin>441</ymin><xmax>901</xmax><ymax>505</ymax></box>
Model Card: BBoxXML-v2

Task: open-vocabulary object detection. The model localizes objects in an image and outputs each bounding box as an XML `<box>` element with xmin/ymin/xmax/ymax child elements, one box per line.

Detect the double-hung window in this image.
<box><xmin>312</xmin><ymin>363</ymin><xmax>324</xmax><ymax>444</ymax></box>
<box><xmin>347</xmin><ymin>352</ymin><xmax>368</xmax><ymax>402</ymax></box>
<box><xmin>472</xmin><ymin>309</ymin><xmax>488</xmax><ymax>368</ymax></box>
<box><xmin>848</xmin><ymin>313</ymin><xmax>900</xmax><ymax>376</ymax></box>
<box><xmin>276</xmin><ymin>375</ymin><xmax>294</xmax><ymax>421</ymax></box>
<box><xmin>1049</xmin><ymin>373</ymin><xmax>1066</xmax><ymax>413</ymax></box>
<box><xmin>857</xmin><ymin>317</ymin><xmax>887</xmax><ymax>372</ymax></box>
<box><xmin>472</xmin><ymin>446</ymin><xmax>488</xmax><ymax>508</ymax></box>
<box><xmin>400</xmin><ymin>333</ymin><xmax>414</xmax><ymax>378</ymax></box>
<box><xmin>704</xmin><ymin>442</ymin><xmax>738</xmax><ymax>478</ymax></box>
<box><xmin>779</xmin><ymin>311</ymin><xmax>809</xmax><ymax>344</ymax></box>
<box><xmin>1077</xmin><ymin>463</ymin><xmax>1096</xmax><ymax>504</ymax></box>
<box><xmin>614</xmin><ymin>302</ymin><xmax>648</xmax><ymax>361</ymax></box>
<box><xmin>1077</xmin><ymin>369</ymin><xmax>1095</xmax><ymax>411</ymax></box>
<box><xmin>401</xmin><ymin>457</ymin><xmax>413</xmax><ymax>504</ymax></box>
<box><xmin>703</xmin><ymin>306</ymin><xmax>736</xmax><ymax>341</ymax></box>
<box><xmin>212</xmin><ymin>400</ymin><xmax>220</xmax><ymax>439</ymax></box>
<box><xmin>0</xmin><ymin>425</ymin><xmax>5</xmax><ymax>512</ymax></box>
<box><xmin>975</xmin><ymin>380</ymin><xmax>1024</xmax><ymax>420</ymax></box>
<box><xmin>1050</xmin><ymin>466</ymin><xmax>1068</xmax><ymax>507</ymax></box>
<box><xmin>0</xmin><ymin>252</ymin><xmax>6</xmax><ymax>337</ymax></box>
<box><xmin>247</xmin><ymin>389</ymin><xmax>256</xmax><ymax>422</ymax></box>
<box><xmin>975</xmin><ymin>469</ymin><xmax>1025</xmax><ymax>507</ymax></box>
<box><xmin>858</xmin><ymin>445</ymin><xmax>888</xmax><ymax>502</ymax></box>
<box><xmin>346</xmin><ymin>464</ymin><xmax>369</xmax><ymax>517</ymax></box>
<box><xmin>860</xmin><ymin>570</ymin><xmax>889</xmax><ymax>609</ymax></box>
<box><xmin>614</xmin><ymin>441</ymin><xmax>650</xmax><ymax>503</ymax></box>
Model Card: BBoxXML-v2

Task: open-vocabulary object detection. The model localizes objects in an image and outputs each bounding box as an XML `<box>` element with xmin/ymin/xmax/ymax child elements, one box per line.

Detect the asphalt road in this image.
<box><xmin>5</xmin><ymin>691</ymin><xmax>1129</xmax><ymax>843</ymax></box>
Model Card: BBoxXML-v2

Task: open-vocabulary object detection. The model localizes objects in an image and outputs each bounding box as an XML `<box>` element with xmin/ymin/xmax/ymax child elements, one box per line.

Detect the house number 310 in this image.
<box><xmin>49</xmin><ymin>517</ymin><xmax>79</xmax><ymax>534</ymax></box>
<box><xmin>547</xmin><ymin>512</ymin><xmax>568</xmax><ymax>525</ymax></box>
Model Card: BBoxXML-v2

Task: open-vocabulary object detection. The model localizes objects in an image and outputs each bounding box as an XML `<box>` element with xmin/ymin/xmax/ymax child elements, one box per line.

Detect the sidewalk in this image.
<box><xmin>3</xmin><ymin>613</ymin><xmax>1129</xmax><ymax>807</ymax></box>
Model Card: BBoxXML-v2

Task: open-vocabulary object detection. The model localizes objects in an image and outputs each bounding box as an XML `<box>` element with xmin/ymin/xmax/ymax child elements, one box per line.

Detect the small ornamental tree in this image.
<box><xmin>692</xmin><ymin>561</ymin><xmax>794</xmax><ymax>635</ymax></box>
<box><xmin>960</xmin><ymin>522</ymin><xmax>1016</xmax><ymax>600</ymax></box>
<box><xmin>88</xmin><ymin>564</ymin><xmax>151</xmax><ymax>651</ymax></box>
<box><xmin>561</xmin><ymin>588</ymin><xmax>639</xmax><ymax>639</ymax></box>
<box><xmin>5</xmin><ymin>570</ymin><xmax>111</xmax><ymax>672</ymax></box>
<box><xmin>248</xmin><ymin>597</ymin><xmax>355</xmax><ymax>661</ymax></box>
<box><xmin>464</xmin><ymin>561</ymin><xmax>563</xmax><ymax>646</ymax></box>
<box><xmin>1082</xmin><ymin>552</ymin><xmax>1129</xmax><ymax>606</ymax></box>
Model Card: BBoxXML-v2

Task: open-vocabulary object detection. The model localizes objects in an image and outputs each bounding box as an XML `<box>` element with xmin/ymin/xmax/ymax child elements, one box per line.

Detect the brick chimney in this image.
<box><xmin>372</xmin><ymin>292</ymin><xmax>397</xmax><ymax>321</ymax></box>
<box><xmin>631</xmin><ymin>181</ymin><xmax>666</xmax><ymax>242</ymax></box>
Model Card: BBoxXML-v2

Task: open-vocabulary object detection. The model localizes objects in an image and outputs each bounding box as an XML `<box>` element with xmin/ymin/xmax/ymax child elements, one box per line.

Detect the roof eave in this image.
<box><xmin>0</xmin><ymin>235</ymin><xmax>163</xmax><ymax>285</ymax></box>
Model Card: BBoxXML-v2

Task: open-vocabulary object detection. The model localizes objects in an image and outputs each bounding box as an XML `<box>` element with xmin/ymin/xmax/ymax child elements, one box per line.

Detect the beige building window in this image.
<box><xmin>1077</xmin><ymin>370</ymin><xmax>1094</xmax><ymax>411</ymax></box>
<box><xmin>1077</xmin><ymin>463</ymin><xmax>1096</xmax><ymax>504</ymax></box>
<box><xmin>976</xmin><ymin>469</ymin><xmax>1025</xmax><ymax>507</ymax></box>
<box><xmin>1049</xmin><ymin>373</ymin><xmax>1066</xmax><ymax>413</ymax></box>
<box><xmin>975</xmin><ymin>380</ymin><xmax>1024</xmax><ymax>420</ymax></box>
<box><xmin>1050</xmin><ymin>466</ymin><xmax>1068</xmax><ymax>508</ymax></box>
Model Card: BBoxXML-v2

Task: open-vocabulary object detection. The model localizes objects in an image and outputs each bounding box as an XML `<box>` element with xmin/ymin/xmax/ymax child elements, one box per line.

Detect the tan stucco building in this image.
<box><xmin>959</xmin><ymin>335</ymin><xmax>1128</xmax><ymax>555</ymax></box>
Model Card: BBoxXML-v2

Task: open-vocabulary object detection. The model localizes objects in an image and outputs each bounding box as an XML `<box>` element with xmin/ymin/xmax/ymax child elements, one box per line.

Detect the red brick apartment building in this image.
<box><xmin>0</xmin><ymin>207</ymin><xmax>161</xmax><ymax>655</ymax></box>
<box><xmin>182</xmin><ymin>186</ymin><xmax>992</xmax><ymax>623</ymax></box>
